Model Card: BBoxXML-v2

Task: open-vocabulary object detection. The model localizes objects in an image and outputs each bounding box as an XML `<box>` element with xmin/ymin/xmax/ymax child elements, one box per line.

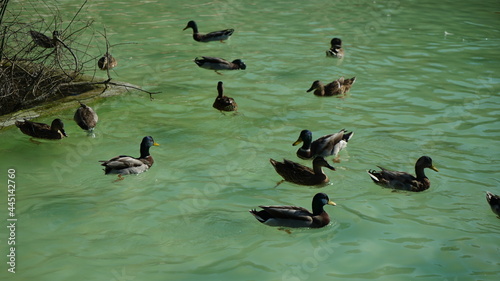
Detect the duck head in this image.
<box><xmin>293</xmin><ymin>130</ymin><xmax>313</xmax><ymax>146</ymax></box>
<box><xmin>232</xmin><ymin>59</ymin><xmax>246</xmax><ymax>70</ymax></box>
<box><xmin>306</xmin><ymin>80</ymin><xmax>322</xmax><ymax>92</ymax></box>
<box><xmin>51</xmin><ymin>118</ymin><xmax>67</xmax><ymax>137</ymax></box>
<box><xmin>183</xmin><ymin>20</ymin><xmax>198</xmax><ymax>31</ymax></box>
<box><xmin>416</xmin><ymin>156</ymin><xmax>439</xmax><ymax>172</ymax></box>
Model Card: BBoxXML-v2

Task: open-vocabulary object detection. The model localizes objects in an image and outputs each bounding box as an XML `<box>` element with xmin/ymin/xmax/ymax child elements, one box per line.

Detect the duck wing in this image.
<box><xmin>15</xmin><ymin>120</ymin><xmax>61</xmax><ymax>139</ymax></box>
<box><xmin>281</xmin><ymin>159</ymin><xmax>326</xmax><ymax>185</ymax></box>
<box><xmin>200</xmin><ymin>56</ymin><xmax>228</xmax><ymax>64</ymax></box>
<box><xmin>368</xmin><ymin>167</ymin><xmax>418</xmax><ymax>190</ymax></box>
<box><xmin>260</xmin><ymin>205</ymin><xmax>313</xmax><ymax>220</ymax></box>
<box><xmin>250</xmin><ymin>205</ymin><xmax>315</xmax><ymax>227</ymax></box>
<box><xmin>195</xmin><ymin>56</ymin><xmax>231</xmax><ymax>70</ymax></box>
<box><xmin>202</xmin><ymin>29</ymin><xmax>234</xmax><ymax>41</ymax></box>
<box><xmin>311</xmin><ymin>131</ymin><xmax>347</xmax><ymax>157</ymax></box>
<box><xmin>100</xmin><ymin>155</ymin><xmax>146</xmax><ymax>170</ymax></box>
<box><xmin>74</xmin><ymin>105</ymin><xmax>98</xmax><ymax>130</ymax></box>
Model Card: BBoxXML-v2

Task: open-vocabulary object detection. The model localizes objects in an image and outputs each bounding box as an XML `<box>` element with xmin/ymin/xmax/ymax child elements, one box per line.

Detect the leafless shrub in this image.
<box><xmin>0</xmin><ymin>0</ymin><xmax>157</xmax><ymax>118</ymax></box>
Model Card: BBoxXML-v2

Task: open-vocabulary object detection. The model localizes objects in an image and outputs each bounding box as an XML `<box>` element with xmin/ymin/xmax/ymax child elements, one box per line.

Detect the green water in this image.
<box><xmin>1</xmin><ymin>0</ymin><xmax>500</xmax><ymax>280</ymax></box>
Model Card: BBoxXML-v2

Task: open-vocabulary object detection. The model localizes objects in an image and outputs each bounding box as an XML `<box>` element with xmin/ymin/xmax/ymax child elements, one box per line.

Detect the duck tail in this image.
<box><xmin>367</xmin><ymin>170</ymin><xmax>380</xmax><ymax>183</ymax></box>
<box><xmin>343</xmin><ymin>131</ymin><xmax>354</xmax><ymax>142</ymax></box>
<box><xmin>249</xmin><ymin>209</ymin><xmax>266</xmax><ymax>223</ymax></box>
<box><xmin>194</xmin><ymin>57</ymin><xmax>203</xmax><ymax>66</ymax></box>
<box><xmin>486</xmin><ymin>191</ymin><xmax>500</xmax><ymax>203</ymax></box>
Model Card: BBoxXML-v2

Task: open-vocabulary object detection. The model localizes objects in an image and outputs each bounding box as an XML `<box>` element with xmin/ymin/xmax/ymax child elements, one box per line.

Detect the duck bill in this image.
<box><xmin>306</xmin><ymin>86</ymin><xmax>314</xmax><ymax>93</ymax></box>
<box><xmin>431</xmin><ymin>165</ymin><xmax>439</xmax><ymax>172</ymax></box>
<box><xmin>153</xmin><ymin>142</ymin><xmax>160</xmax><ymax>146</ymax></box>
<box><xmin>292</xmin><ymin>138</ymin><xmax>303</xmax><ymax>146</ymax></box>
<box><xmin>182</xmin><ymin>25</ymin><xmax>189</xmax><ymax>31</ymax></box>
<box><xmin>60</xmin><ymin>129</ymin><xmax>68</xmax><ymax>137</ymax></box>
<box><xmin>327</xmin><ymin>200</ymin><xmax>336</xmax><ymax>206</ymax></box>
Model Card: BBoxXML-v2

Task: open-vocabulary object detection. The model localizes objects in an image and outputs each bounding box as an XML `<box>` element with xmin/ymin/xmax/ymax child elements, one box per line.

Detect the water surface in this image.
<box><xmin>1</xmin><ymin>0</ymin><xmax>499</xmax><ymax>280</ymax></box>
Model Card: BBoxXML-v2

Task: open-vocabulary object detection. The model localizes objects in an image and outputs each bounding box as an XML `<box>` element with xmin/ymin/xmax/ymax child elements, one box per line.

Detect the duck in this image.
<box><xmin>367</xmin><ymin>156</ymin><xmax>439</xmax><ymax>192</ymax></box>
<box><xmin>15</xmin><ymin>118</ymin><xmax>67</xmax><ymax>140</ymax></box>
<box><xmin>306</xmin><ymin>76</ymin><xmax>356</xmax><ymax>96</ymax></box>
<box><xmin>249</xmin><ymin>192</ymin><xmax>336</xmax><ymax>228</ymax></box>
<box><xmin>99</xmin><ymin>136</ymin><xmax>159</xmax><ymax>175</ymax></box>
<box><xmin>326</xmin><ymin>37</ymin><xmax>344</xmax><ymax>58</ymax></box>
<box><xmin>183</xmin><ymin>20</ymin><xmax>234</xmax><ymax>42</ymax></box>
<box><xmin>270</xmin><ymin>157</ymin><xmax>335</xmax><ymax>187</ymax></box>
<box><xmin>213</xmin><ymin>81</ymin><xmax>237</xmax><ymax>112</ymax></box>
<box><xmin>98</xmin><ymin>52</ymin><xmax>117</xmax><ymax>70</ymax></box>
<box><xmin>74</xmin><ymin>102</ymin><xmax>98</xmax><ymax>136</ymax></box>
<box><xmin>29</xmin><ymin>30</ymin><xmax>59</xmax><ymax>48</ymax></box>
<box><xmin>486</xmin><ymin>192</ymin><xmax>500</xmax><ymax>218</ymax></box>
<box><xmin>293</xmin><ymin>129</ymin><xmax>353</xmax><ymax>162</ymax></box>
<box><xmin>194</xmin><ymin>56</ymin><xmax>246</xmax><ymax>75</ymax></box>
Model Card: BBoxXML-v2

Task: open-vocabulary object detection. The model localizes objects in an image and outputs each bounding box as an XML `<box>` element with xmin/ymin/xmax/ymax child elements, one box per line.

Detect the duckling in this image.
<box><xmin>326</xmin><ymin>37</ymin><xmax>344</xmax><ymax>58</ymax></box>
<box><xmin>97</xmin><ymin>52</ymin><xmax>117</xmax><ymax>70</ymax></box>
<box><xmin>249</xmin><ymin>192</ymin><xmax>336</xmax><ymax>228</ymax></box>
<box><xmin>15</xmin><ymin>118</ymin><xmax>67</xmax><ymax>140</ymax></box>
<box><xmin>183</xmin><ymin>20</ymin><xmax>234</xmax><ymax>42</ymax></box>
<box><xmin>99</xmin><ymin>136</ymin><xmax>159</xmax><ymax>176</ymax></box>
<box><xmin>194</xmin><ymin>56</ymin><xmax>246</xmax><ymax>75</ymax></box>
<box><xmin>486</xmin><ymin>192</ymin><xmax>500</xmax><ymax>218</ymax></box>
<box><xmin>74</xmin><ymin>102</ymin><xmax>98</xmax><ymax>136</ymax></box>
<box><xmin>270</xmin><ymin>157</ymin><xmax>335</xmax><ymax>187</ymax></box>
<box><xmin>213</xmin><ymin>81</ymin><xmax>237</xmax><ymax>112</ymax></box>
<box><xmin>293</xmin><ymin>129</ymin><xmax>353</xmax><ymax>162</ymax></box>
<box><xmin>367</xmin><ymin>156</ymin><xmax>439</xmax><ymax>192</ymax></box>
<box><xmin>306</xmin><ymin>76</ymin><xmax>356</xmax><ymax>96</ymax></box>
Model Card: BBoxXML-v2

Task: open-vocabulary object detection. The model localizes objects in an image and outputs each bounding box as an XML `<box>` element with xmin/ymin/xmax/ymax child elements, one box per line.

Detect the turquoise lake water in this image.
<box><xmin>1</xmin><ymin>0</ymin><xmax>499</xmax><ymax>280</ymax></box>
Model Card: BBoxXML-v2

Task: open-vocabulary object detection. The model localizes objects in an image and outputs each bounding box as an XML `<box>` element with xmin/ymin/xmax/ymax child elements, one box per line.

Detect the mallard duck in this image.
<box><xmin>293</xmin><ymin>129</ymin><xmax>353</xmax><ymax>162</ymax></box>
<box><xmin>249</xmin><ymin>192</ymin><xmax>336</xmax><ymax>228</ymax></box>
<box><xmin>306</xmin><ymin>76</ymin><xmax>356</xmax><ymax>96</ymax></box>
<box><xmin>98</xmin><ymin>52</ymin><xmax>117</xmax><ymax>70</ymax></box>
<box><xmin>326</xmin><ymin>37</ymin><xmax>344</xmax><ymax>58</ymax></box>
<box><xmin>183</xmin><ymin>20</ymin><xmax>234</xmax><ymax>42</ymax></box>
<box><xmin>213</xmin><ymin>81</ymin><xmax>237</xmax><ymax>112</ymax></box>
<box><xmin>99</xmin><ymin>136</ymin><xmax>159</xmax><ymax>175</ymax></box>
<box><xmin>74</xmin><ymin>102</ymin><xmax>98</xmax><ymax>136</ymax></box>
<box><xmin>194</xmin><ymin>56</ymin><xmax>246</xmax><ymax>75</ymax></box>
<box><xmin>29</xmin><ymin>30</ymin><xmax>59</xmax><ymax>48</ymax></box>
<box><xmin>270</xmin><ymin>157</ymin><xmax>335</xmax><ymax>187</ymax></box>
<box><xmin>367</xmin><ymin>156</ymin><xmax>439</xmax><ymax>192</ymax></box>
<box><xmin>15</xmin><ymin>118</ymin><xmax>67</xmax><ymax>140</ymax></box>
<box><xmin>486</xmin><ymin>192</ymin><xmax>500</xmax><ymax>218</ymax></box>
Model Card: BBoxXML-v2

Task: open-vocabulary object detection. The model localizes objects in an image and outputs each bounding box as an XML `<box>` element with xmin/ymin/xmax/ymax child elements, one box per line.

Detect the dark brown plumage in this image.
<box><xmin>213</xmin><ymin>81</ymin><xmax>237</xmax><ymax>112</ymax></box>
<box><xmin>29</xmin><ymin>30</ymin><xmax>59</xmax><ymax>48</ymax></box>
<box><xmin>74</xmin><ymin>102</ymin><xmax>98</xmax><ymax>134</ymax></box>
<box><xmin>270</xmin><ymin>157</ymin><xmax>335</xmax><ymax>187</ymax></box>
<box><xmin>98</xmin><ymin>52</ymin><xmax>117</xmax><ymax>70</ymax></box>
<box><xmin>15</xmin><ymin>118</ymin><xmax>67</xmax><ymax>140</ymax></box>
<box><xmin>306</xmin><ymin>76</ymin><xmax>356</xmax><ymax>96</ymax></box>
